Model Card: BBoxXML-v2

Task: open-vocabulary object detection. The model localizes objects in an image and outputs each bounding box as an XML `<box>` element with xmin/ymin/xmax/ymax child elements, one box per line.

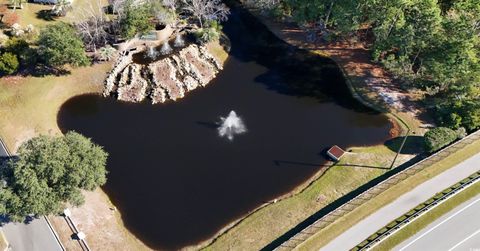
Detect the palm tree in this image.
<box><xmin>98</xmin><ymin>45</ymin><xmax>117</xmax><ymax>61</ymax></box>
<box><xmin>52</xmin><ymin>0</ymin><xmax>72</xmax><ymax>16</ymax></box>
<box><xmin>9</xmin><ymin>0</ymin><xmax>25</xmax><ymax>11</ymax></box>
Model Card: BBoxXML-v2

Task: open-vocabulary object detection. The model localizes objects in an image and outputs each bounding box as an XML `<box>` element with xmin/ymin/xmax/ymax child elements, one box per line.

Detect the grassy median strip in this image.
<box><xmin>295</xmin><ymin>137</ymin><xmax>480</xmax><ymax>251</ymax></box>
<box><xmin>371</xmin><ymin>179</ymin><xmax>480</xmax><ymax>250</ymax></box>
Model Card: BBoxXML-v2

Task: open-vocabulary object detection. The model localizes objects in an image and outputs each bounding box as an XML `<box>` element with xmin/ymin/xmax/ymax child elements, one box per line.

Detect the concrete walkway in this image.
<box><xmin>321</xmin><ymin>152</ymin><xmax>480</xmax><ymax>251</ymax></box>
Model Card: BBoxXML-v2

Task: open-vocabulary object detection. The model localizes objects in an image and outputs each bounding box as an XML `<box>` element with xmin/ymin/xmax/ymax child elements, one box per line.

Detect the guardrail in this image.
<box><xmin>63</xmin><ymin>212</ymin><xmax>91</xmax><ymax>251</ymax></box>
<box><xmin>273</xmin><ymin>129</ymin><xmax>480</xmax><ymax>250</ymax></box>
<box><xmin>354</xmin><ymin>171</ymin><xmax>480</xmax><ymax>250</ymax></box>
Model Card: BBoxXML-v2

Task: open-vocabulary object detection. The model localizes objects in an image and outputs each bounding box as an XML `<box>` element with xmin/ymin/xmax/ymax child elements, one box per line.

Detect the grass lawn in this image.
<box><xmin>203</xmin><ymin>143</ymin><xmax>414</xmax><ymax>251</ymax></box>
<box><xmin>295</xmin><ymin>137</ymin><xmax>480</xmax><ymax>251</ymax></box>
<box><xmin>0</xmin><ymin>0</ymin><xmax>109</xmax><ymax>27</ymax></box>
<box><xmin>0</xmin><ymin>63</ymin><xmax>110</xmax><ymax>151</ymax></box>
<box><xmin>372</xmin><ymin>180</ymin><xmax>480</xmax><ymax>250</ymax></box>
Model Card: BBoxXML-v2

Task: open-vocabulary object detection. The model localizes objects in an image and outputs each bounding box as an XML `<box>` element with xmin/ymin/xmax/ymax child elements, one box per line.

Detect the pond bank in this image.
<box><xmin>240</xmin><ymin>1</ymin><xmax>431</xmax><ymax>134</ymax></box>
<box><xmin>201</xmin><ymin>2</ymin><xmax>426</xmax><ymax>250</ymax></box>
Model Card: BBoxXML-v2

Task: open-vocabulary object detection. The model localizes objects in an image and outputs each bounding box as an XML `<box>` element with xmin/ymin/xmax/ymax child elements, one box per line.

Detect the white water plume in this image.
<box><xmin>173</xmin><ymin>34</ymin><xmax>185</xmax><ymax>48</ymax></box>
<box><xmin>145</xmin><ymin>46</ymin><xmax>159</xmax><ymax>59</ymax></box>
<box><xmin>218</xmin><ymin>110</ymin><xmax>247</xmax><ymax>141</ymax></box>
<box><xmin>160</xmin><ymin>41</ymin><xmax>173</xmax><ymax>55</ymax></box>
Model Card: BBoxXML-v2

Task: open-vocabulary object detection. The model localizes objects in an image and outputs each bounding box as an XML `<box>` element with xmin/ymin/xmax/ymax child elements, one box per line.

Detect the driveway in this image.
<box><xmin>321</xmin><ymin>152</ymin><xmax>480</xmax><ymax>251</ymax></box>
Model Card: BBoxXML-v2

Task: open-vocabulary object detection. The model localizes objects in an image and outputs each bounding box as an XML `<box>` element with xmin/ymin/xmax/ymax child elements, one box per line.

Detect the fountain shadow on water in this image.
<box><xmin>196</xmin><ymin>121</ymin><xmax>219</xmax><ymax>130</ymax></box>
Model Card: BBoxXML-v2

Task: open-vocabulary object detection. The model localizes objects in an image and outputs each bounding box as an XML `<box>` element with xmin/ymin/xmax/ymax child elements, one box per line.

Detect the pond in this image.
<box><xmin>57</xmin><ymin>4</ymin><xmax>392</xmax><ymax>250</ymax></box>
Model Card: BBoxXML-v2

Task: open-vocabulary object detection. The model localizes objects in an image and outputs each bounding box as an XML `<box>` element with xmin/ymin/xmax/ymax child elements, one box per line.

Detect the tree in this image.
<box><xmin>119</xmin><ymin>2</ymin><xmax>154</xmax><ymax>39</ymax></box>
<box><xmin>4</xmin><ymin>37</ymin><xmax>36</xmax><ymax>67</ymax></box>
<box><xmin>0</xmin><ymin>132</ymin><xmax>108</xmax><ymax>221</ymax></box>
<box><xmin>37</xmin><ymin>22</ymin><xmax>90</xmax><ymax>68</ymax></box>
<box><xmin>182</xmin><ymin>0</ymin><xmax>229</xmax><ymax>28</ymax></box>
<box><xmin>0</xmin><ymin>52</ymin><xmax>19</xmax><ymax>75</ymax></box>
<box><xmin>75</xmin><ymin>0</ymin><xmax>110</xmax><ymax>52</ymax></box>
<box><xmin>424</xmin><ymin>127</ymin><xmax>458</xmax><ymax>152</ymax></box>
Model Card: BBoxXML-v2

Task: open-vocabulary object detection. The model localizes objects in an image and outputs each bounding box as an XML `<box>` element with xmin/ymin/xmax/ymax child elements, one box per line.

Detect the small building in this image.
<box><xmin>327</xmin><ymin>145</ymin><xmax>346</xmax><ymax>161</ymax></box>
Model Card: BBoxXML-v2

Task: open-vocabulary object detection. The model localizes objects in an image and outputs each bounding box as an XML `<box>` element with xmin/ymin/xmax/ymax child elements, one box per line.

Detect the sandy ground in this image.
<box><xmin>49</xmin><ymin>189</ymin><xmax>151</xmax><ymax>251</ymax></box>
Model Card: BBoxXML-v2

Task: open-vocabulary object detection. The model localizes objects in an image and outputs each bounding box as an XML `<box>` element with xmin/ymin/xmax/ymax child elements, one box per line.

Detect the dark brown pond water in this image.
<box><xmin>57</xmin><ymin>4</ymin><xmax>392</xmax><ymax>250</ymax></box>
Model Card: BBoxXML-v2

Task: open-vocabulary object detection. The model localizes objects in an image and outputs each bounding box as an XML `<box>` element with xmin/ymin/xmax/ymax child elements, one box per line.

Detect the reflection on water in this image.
<box><xmin>57</xmin><ymin>3</ymin><xmax>392</xmax><ymax>250</ymax></box>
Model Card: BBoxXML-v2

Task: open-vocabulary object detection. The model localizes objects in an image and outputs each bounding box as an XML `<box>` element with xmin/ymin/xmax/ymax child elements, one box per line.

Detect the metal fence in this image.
<box><xmin>274</xmin><ymin>129</ymin><xmax>480</xmax><ymax>250</ymax></box>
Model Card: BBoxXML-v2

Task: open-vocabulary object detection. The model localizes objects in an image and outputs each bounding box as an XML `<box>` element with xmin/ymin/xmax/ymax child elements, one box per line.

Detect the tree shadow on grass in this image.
<box><xmin>18</xmin><ymin>65</ymin><xmax>71</xmax><ymax>78</ymax></box>
<box><xmin>36</xmin><ymin>10</ymin><xmax>57</xmax><ymax>22</ymax></box>
<box><xmin>385</xmin><ymin>135</ymin><xmax>425</xmax><ymax>155</ymax></box>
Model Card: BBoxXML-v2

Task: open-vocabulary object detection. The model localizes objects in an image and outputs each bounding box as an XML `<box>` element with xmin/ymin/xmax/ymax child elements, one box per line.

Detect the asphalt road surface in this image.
<box><xmin>2</xmin><ymin>218</ymin><xmax>63</xmax><ymax>251</ymax></box>
<box><xmin>321</xmin><ymin>152</ymin><xmax>480</xmax><ymax>251</ymax></box>
<box><xmin>0</xmin><ymin>139</ymin><xmax>63</xmax><ymax>251</ymax></box>
<box><xmin>395</xmin><ymin>194</ymin><xmax>480</xmax><ymax>251</ymax></box>
<box><xmin>0</xmin><ymin>139</ymin><xmax>8</xmax><ymax>157</ymax></box>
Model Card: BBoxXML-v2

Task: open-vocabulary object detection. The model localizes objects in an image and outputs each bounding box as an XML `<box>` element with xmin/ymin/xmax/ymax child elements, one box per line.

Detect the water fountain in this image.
<box><xmin>145</xmin><ymin>46</ymin><xmax>159</xmax><ymax>60</ymax></box>
<box><xmin>173</xmin><ymin>34</ymin><xmax>185</xmax><ymax>48</ymax></box>
<box><xmin>160</xmin><ymin>41</ymin><xmax>173</xmax><ymax>55</ymax></box>
<box><xmin>218</xmin><ymin>110</ymin><xmax>247</xmax><ymax>141</ymax></box>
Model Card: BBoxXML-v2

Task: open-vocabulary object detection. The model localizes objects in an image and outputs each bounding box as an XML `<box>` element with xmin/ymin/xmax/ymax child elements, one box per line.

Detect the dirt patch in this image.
<box><xmin>49</xmin><ymin>189</ymin><xmax>151</xmax><ymax>251</ymax></box>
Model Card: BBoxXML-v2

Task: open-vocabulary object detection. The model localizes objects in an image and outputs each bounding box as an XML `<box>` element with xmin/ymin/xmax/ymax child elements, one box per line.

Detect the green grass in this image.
<box><xmin>0</xmin><ymin>63</ymin><xmax>111</xmax><ymax>151</ymax></box>
<box><xmin>0</xmin><ymin>0</ymin><xmax>108</xmax><ymax>27</ymax></box>
<box><xmin>203</xmin><ymin>144</ymin><xmax>406</xmax><ymax>251</ymax></box>
<box><xmin>295</xmin><ymin>138</ymin><xmax>480</xmax><ymax>251</ymax></box>
<box><xmin>372</xmin><ymin>180</ymin><xmax>480</xmax><ymax>250</ymax></box>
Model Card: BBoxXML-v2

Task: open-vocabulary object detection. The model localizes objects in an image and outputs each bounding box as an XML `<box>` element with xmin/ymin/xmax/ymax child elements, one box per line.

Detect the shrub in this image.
<box><xmin>424</xmin><ymin>127</ymin><xmax>458</xmax><ymax>153</ymax></box>
<box><xmin>4</xmin><ymin>37</ymin><xmax>37</xmax><ymax>66</ymax></box>
<box><xmin>3</xmin><ymin>12</ymin><xmax>19</xmax><ymax>27</ymax></box>
<box><xmin>194</xmin><ymin>27</ymin><xmax>220</xmax><ymax>44</ymax></box>
<box><xmin>0</xmin><ymin>52</ymin><xmax>19</xmax><ymax>75</ymax></box>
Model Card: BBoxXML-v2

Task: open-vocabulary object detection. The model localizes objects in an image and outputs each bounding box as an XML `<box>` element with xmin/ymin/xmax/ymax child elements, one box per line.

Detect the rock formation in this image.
<box><xmin>103</xmin><ymin>44</ymin><xmax>223</xmax><ymax>104</ymax></box>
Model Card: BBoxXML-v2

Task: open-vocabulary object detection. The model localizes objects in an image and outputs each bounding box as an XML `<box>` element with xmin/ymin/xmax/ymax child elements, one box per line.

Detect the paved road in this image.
<box><xmin>395</xmin><ymin>194</ymin><xmax>480</xmax><ymax>251</ymax></box>
<box><xmin>321</xmin><ymin>152</ymin><xmax>480</xmax><ymax>251</ymax></box>
<box><xmin>2</xmin><ymin>218</ymin><xmax>63</xmax><ymax>251</ymax></box>
<box><xmin>0</xmin><ymin>139</ymin><xmax>8</xmax><ymax>157</ymax></box>
<box><xmin>0</xmin><ymin>139</ymin><xmax>63</xmax><ymax>251</ymax></box>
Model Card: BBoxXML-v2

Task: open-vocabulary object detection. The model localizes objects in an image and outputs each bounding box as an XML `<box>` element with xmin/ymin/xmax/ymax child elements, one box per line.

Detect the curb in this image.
<box><xmin>44</xmin><ymin>216</ymin><xmax>66</xmax><ymax>251</ymax></box>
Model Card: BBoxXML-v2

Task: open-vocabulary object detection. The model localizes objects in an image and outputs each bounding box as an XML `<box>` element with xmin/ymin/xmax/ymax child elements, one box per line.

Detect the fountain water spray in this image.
<box><xmin>145</xmin><ymin>46</ymin><xmax>159</xmax><ymax>60</ymax></box>
<box><xmin>218</xmin><ymin>110</ymin><xmax>247</xmax><ymax>141</ymax></box>
<box><xmin>160</xmin><ymin>41</ymin><xmax>173</xmax><ymax>55</ymax></box>
<box><xmin>173</xmin><ymin>34</ymin><xmax>185</xmax><ymax>48</ymax></box>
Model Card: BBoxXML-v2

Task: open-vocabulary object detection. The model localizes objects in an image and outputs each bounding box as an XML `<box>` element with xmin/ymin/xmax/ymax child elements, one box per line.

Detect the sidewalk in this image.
<box><xmin>321</xmin><ymin>152</ymin><xmax>480</xmax><ymax>251</ymax></box>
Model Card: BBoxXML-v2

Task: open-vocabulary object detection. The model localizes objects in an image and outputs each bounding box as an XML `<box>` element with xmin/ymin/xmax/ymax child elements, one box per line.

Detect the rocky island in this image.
<box><xmin>104</xmin><ymin>44</ymin><xmax>223</xmax><ymax>104</ymax></box>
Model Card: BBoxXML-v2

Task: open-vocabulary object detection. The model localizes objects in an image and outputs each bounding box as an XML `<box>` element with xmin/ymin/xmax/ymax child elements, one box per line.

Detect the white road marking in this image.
<box><xmin>448</xmin><ymin>228</ymin><xmax>480</xmax><ymax>251</ymax></box>
<box><xmin>399</xmin><ymin>197</ymin><xmax>480</xmax><ymax>251</ymax></box>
